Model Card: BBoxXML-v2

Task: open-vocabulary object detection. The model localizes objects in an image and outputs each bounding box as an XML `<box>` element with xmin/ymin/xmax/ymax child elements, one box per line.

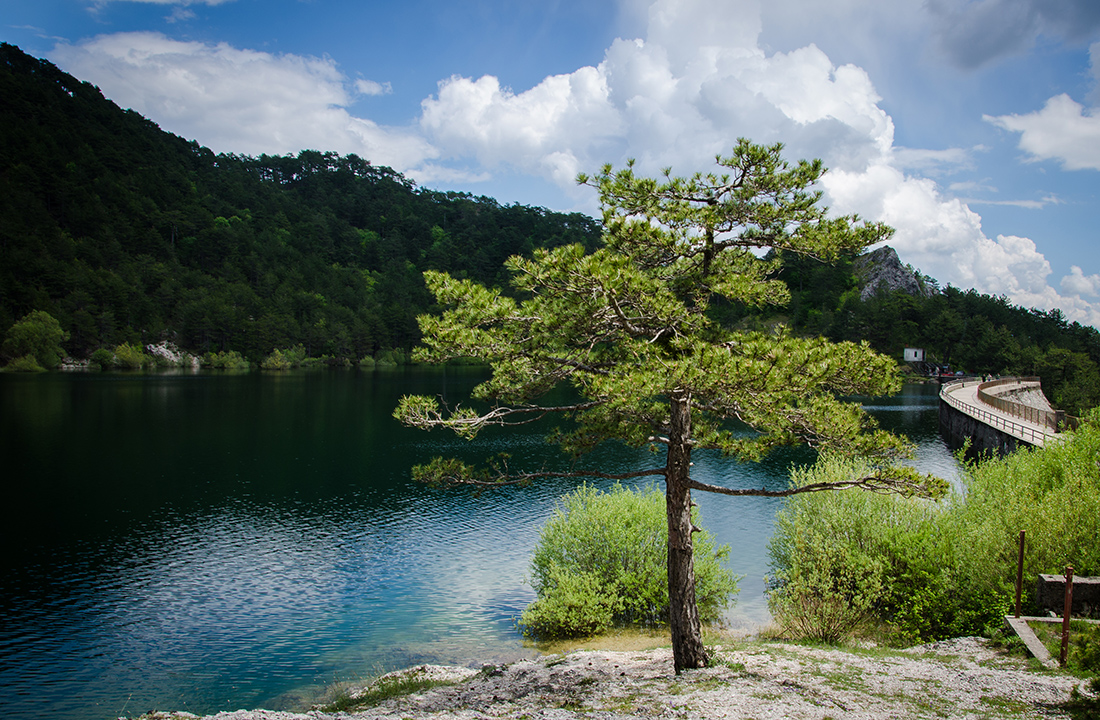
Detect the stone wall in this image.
<box><xmin>938</xmin><ymin>399</ymin><xmax>1026</xmax><ymax>458</ymax></box>
<box><xmin>1036</xmin><ymin>574</ymin><xmax>1100</xmax><ymax>617</ymax></box>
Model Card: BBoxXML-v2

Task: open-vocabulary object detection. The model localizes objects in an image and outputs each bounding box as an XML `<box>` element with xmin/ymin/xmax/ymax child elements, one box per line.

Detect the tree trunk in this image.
<box><xmin>665</xmin><ymin>390</ymin><xmax>708</xmax><ymax>673</ymax></box>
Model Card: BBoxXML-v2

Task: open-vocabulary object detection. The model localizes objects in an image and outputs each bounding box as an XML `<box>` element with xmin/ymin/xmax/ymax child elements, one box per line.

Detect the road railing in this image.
<box><xmin>976</xmin><ymin>376</ymin><xmax>1063</xmax><ymax>431</ymax></box>
<box><xmin>940</xmin><ymin>378</ymin><xmax>1060</xmax><ymax>447</ymax></box>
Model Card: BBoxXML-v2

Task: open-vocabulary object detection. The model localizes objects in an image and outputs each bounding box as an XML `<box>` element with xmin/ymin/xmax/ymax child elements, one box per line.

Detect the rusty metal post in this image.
<box><xmin>1060</xmin><ymin>566</ymin><xmax>1074</xmax><ymax>666</ymax></box>
<box><xmin>1015</xmin><ymin>531</ymin><xmax>1025</xmax><ymax>618</ymax></box>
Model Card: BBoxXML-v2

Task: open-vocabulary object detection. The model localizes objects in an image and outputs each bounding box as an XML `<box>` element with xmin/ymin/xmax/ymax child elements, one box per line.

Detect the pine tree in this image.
<box><xmin>395</xmin><ymin>139</ymin><xmax>944</xmax><ymax>671</ymax></box>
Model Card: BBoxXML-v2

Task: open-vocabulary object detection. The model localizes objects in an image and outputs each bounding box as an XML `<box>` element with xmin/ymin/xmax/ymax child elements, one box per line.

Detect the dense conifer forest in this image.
<box><xmin>1</xmin><ymin>43</ymin><xmax>1097</xmax><ymax>413</ymax></box>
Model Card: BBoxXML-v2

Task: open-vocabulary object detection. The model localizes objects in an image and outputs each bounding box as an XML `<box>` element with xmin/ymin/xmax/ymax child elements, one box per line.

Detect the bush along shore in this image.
<box><xmin>127</xmin><ymin>636</ymin><xmax>1094</xmax><ymax>719</ymax></box>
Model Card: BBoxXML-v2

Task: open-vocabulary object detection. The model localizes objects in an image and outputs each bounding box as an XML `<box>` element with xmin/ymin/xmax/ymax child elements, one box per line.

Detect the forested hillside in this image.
<box><xmin>1</xmin><ymin>43</ymin><xmax>1097</xmax><ymax>413</ymax></box>
<box><xmin>0</xmin><ymin>43</ymin><xmax>600</xmax><ymax>361</ymax></box>
<box><xmin>770</xmin><ymin>252</ymin><xmax>1100</xmax><ymax>414</ymax></box>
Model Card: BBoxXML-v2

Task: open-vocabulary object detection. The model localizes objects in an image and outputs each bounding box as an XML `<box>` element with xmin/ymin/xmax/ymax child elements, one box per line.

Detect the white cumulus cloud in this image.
<box><xmin>355</xmin><ymin>78</ymin><xmax>392</xmax><ymax>96</ymax></box>
<box><xmin>415</xmin><ymin>0</ymin><xmax>1097</xmax><ymax>325</ymax></box>
<box><xmin>420</xmin><ymin>68</ymin><xmax>623</xmax><ymax>187</ymax></box>
<box><xmin>985</xmin><ymin>94</ymin><xmax>1100</xmax><ymax>170</ymax></box>
<box><xmin>420</xmin><ymin>0</ymin><xmax>894</xmax><ymax>196</ymax></box>
<box><xmin>984</xmin><ymin>41</ymin><xmax>1100</xmax><ymax>172</ymax></box>
<box><xmin>1062</xmin><ymin>266</ymin><xmax>1100</xmax><ymax>298</ymax></box>
<box><xmin>50</xmin><ymin>32</ymin><xmax>437</xmax><ymax>173</ymax></box>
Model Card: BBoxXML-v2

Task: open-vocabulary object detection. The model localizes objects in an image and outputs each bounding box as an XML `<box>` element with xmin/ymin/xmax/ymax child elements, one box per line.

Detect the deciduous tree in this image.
<box><xmin>2</xmin><ymin>310</ymin><xmax>68</xmax><ymax>368</ymax></box>
<box><xmin>394</xmin><ymin>140</ymin><xmax>944</xmax><ymax>672</ymax></box>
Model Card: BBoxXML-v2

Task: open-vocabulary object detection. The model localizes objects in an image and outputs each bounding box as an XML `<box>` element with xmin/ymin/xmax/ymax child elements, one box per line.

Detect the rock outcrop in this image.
<box><xmin>853</xmin><ymin>245</ymin><xmax>935</xmax><ymax>301</ymax></box>
<box><xmin>137</xmin><ymin>638</ymin><xmax>1088</xmax><ymax>720</ymax></box>
<box><xmin>146</xmin><ymin>340</ymin><xmax>201</xmax><ymax>369</ymax></box>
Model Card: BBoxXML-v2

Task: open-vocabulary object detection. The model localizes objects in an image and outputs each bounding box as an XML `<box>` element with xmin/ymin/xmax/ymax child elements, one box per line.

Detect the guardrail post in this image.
<box><xmin>1015</xmin><ymin>531</ymin><xmax>1025</xmax><ymax>618</ymax></box>
<box><xmin>1060</xmin><ymin>565</ymin><xmax>1074</xmax><ymax>666</ymax></box>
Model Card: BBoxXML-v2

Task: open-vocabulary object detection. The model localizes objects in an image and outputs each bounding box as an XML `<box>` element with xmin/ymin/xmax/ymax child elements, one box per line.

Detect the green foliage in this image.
<box><xmin>769</xmin><ymin>419</ymin><xmax>1100</xmax><ymax>645</ymax></box>
<box><xmin>767</xmin><ymin>459</ymin><xmax>888</xmax><ymax>642</ymax></box>
<box><xmin>202</xmin><ymin>350</ymin><xmax>249</xmax><ymax>370</ymax></box>
<box><xmin>113</xmin><ymin>342</ymin><xmax>150</xmax><ymax>370</ymax></box>
<box><xmin>262</xmin><ymin>349</ymin><xmax>291</xmax><ymax>371</ymax></box>
<box><xmin>374</xmin><ymin>348</ymin><xmax>407</xmax><ymax>367</ymax></box>
<box><xmin>261</xmin><ymin>345</ymin><xmax>307</xmax><ymax>371</ymax></box>
<box><xmin>89</xmin><ymin>348</ymin><xmax>114</xmax><ymax>370</ymax></box>
<box><xmin>0</xmin><ymin>44</ymin><xmax>602</xmax><ymax>364</ymax></box>
<box><xmin>401</xmin><ymin>142</ymin><xmax>915</xmax><ymax>467</ymax></box>
<box><xmin>2</xmin><ymin>310</ymin><xmax>68</xmax><ymax>368</ymax></box>
<box><xmin>320</xmin><ymin>669</ymin><xmax>461</xmax><ymax>712</ymax></box>
<box><xmin>1071</xmin><ymin>624</ymin><xmax>1100</xmax><ymax>675</ymax></box>
<box><xmin>520</xmin><ymin>565</ymin><xmax>625</xmax><ymax>639</ymax></box>
<box><xmin>5</xmin><ymin>355</ymin><xmax>46</xmax><ymax>372</ymax></box>
<box><xmin>150</xmin><ymin>351</ymin><xmax>174</xmax><ymax>368</ymax></box>
<box><xmin>520</xmin><ymin>484</ymin><xmax>739</xmax><ymax>639</ymax></box>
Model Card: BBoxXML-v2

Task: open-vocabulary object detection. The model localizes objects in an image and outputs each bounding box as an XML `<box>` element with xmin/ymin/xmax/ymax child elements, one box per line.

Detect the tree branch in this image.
<box><xmin>416</xmin><ymin>457</ymin><xmax>668</xmax><ymax>488</ymax></box>
<box><xmin>686</xmin><ymin>472</ymin><xmax>943</xmax><ymax>499</ymax></box>
<box><xmin>397</xmin><ymin>396</ymin><xmax>606</xmax><ymax>433</ymax></box>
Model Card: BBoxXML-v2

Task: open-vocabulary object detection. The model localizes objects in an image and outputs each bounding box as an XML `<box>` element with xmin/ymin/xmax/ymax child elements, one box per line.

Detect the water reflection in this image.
<box><xmin>0</xmin><ymin>372</ymin><xmax>956</xmax><ymax>720</ymax></box>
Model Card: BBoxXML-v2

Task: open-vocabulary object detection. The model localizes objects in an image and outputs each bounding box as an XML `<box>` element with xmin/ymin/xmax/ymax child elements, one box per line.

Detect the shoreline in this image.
<box><xmin>129</xmin><ymin>636</ymin><xmax>1092</xmax><ymax>720</ymax></box>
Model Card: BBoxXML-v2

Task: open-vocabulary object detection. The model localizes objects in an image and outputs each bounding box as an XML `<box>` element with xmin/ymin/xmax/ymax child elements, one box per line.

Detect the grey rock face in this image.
<box><xmin>853</xmin><ymin>245</ymin><xmax>935</xmax><ymax>301</ymax></box>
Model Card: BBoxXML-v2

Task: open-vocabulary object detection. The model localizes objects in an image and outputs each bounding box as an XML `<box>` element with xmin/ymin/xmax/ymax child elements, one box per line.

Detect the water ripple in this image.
<box><xmin>0</xmin><ymin>374</ymin><xmax>956</xmax><ymax>720</ymax></box>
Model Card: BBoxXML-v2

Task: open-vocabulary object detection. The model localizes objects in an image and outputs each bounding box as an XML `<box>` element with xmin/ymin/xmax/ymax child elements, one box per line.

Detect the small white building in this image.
<box><xmin>903</xmin><ymin>347</ymin><xmax>925</xmax><ymax>363</ymax></box>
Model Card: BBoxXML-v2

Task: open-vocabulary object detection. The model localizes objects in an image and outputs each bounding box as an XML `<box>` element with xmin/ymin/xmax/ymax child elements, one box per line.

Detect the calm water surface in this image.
<box><xmin>0</xmin><ymin>370</ymin><xmax>954</xmax><ymax>720</ymax></box>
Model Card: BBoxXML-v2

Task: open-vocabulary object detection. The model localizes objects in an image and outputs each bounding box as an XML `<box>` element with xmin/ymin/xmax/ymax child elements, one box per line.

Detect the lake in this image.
<box><xmin>0</xmin><ymin>369</ymin><xmax>955</xmax><ymax>720</ymax></box>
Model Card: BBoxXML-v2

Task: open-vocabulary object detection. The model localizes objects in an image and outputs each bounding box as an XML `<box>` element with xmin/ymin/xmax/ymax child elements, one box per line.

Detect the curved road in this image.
<box><xmin>939</xmin><ymin>378</ymin><xmax>1061</xmax><ymax>448</ymax></box>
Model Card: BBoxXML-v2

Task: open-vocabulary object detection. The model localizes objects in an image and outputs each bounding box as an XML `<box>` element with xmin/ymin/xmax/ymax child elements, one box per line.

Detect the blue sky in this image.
<box><xmin>5</xmin><ymin>0</ymin><xmax>1100</xmax><ymax>327</ymax></box>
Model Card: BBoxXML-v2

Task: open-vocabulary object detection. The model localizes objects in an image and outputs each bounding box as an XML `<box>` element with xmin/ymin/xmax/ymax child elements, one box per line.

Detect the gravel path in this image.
<box><xmin>133</xmin><ymin>637</ymin><xmax>1093</xmax><ymax>720</ymax></box>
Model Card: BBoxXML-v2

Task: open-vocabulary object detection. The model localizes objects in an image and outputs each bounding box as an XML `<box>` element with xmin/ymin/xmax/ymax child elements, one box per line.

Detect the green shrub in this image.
<box><xmin>359</xmin><ymin>355</ymin><xmax>376</xmax><ymax>369</ymax></box>
<box><xmin>768</xmin><ymin>415</ymin><xmax>1100</xmax><ymax>645</ymax></box>
<box><xmin>375</xmin><ymin>348</ymin><xmax>407</xmax><ymax>367</ymax></box>
<box><xmin>1070</xmin><ymin>624</ymin><xmax>1100</xmax><ymax>675</ymax></box>
<box><xmin>203</xmin><ymin>350</ymin><xmax>249</xmax><ymax>370</ymax></box>
<box><xmin>5</xmin><ymin>354</ymin><xmax>46</xmax><ymax>372</ymax></box>
<box><xmin>768</xmin><ymin>458</ymin><xmax>896</xmax><ymax>642</ymax></box>
<box><xmin>3</xmin><ymin>310</ymin><xmax>68</xmax><ymax>368</ymax></box>
<box><xmin>262</xmin><ymin>349</ymin><xmax>292</xmax><ymax>371</ymax></box>
<box><xmin>90</xmin><ymin>348</ymin><xmax>115</xmax><ymax>370</ymax></box>
<box><xmin>113</xmin><ymin>342</ymin><xmax>150</xmax><ymax>369</ymax></box>
<box><xmin>520</xmin><ymin>483</ymin><xmax>738</xmax><ymax>639</ymax></box>
<box><xmin>520</xmin><ymin>566</ymin><xmax>624</xmax><ymax>639</ymax></box>
<box><xmin>262</xmin><ymin>344</ymin><xmax>307</xmax><ymax>371</ymax></box>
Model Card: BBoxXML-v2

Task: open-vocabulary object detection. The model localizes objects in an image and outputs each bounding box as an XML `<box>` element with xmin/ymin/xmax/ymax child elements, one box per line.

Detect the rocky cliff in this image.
<box><xmin>853</xmin><ymin>246</ymin><xmax>936</xmax><ymax>301</ymax></box>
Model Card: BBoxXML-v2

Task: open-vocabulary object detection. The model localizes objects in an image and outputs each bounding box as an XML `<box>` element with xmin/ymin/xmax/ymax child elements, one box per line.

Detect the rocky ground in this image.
<box><xmin>133</xmin><ymin>636</ymin><xmax>1094</xmax><ymax>720</ymax></box>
